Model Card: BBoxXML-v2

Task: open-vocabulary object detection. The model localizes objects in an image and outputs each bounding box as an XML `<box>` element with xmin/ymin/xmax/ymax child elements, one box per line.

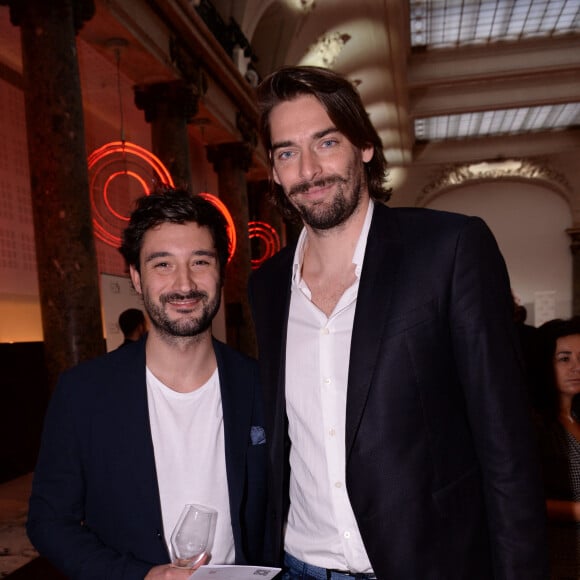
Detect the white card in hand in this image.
<box><xmin>188</xmin><ymin>565</ymin><xmax>281</xmax><ymax>579</ymax></box>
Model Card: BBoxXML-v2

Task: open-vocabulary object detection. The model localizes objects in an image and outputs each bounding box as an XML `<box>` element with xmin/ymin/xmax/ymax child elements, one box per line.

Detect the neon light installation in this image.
<box><xmin>199</xmin><ymin>193</ymin><xmax>237</xmax><ymax>262</ymax></box>
<box><xmin>248</xmin><ymin>220</ymin><xmax>280</xmax><ymax>269</ymax></box>
<box><xmin>88</xmin><ymin>142</ymin><xmax>238</xmax><ymax>262</ymax></box>
<box><xmin>88</xmin><ymin>141</ymin><xmax>174</xmax><ymax>247</ymax></box>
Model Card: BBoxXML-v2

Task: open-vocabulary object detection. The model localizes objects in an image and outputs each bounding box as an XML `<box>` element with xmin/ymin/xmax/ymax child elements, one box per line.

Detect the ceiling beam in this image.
<box><xmin>408</xmin><ymin>35</ymin><xmax>580</xmax><ymax>118</ymax></box>
<box><xmin>410</xmin><ymin>70</ymin><xmax>580</xmax><ymax>118</ymax></box>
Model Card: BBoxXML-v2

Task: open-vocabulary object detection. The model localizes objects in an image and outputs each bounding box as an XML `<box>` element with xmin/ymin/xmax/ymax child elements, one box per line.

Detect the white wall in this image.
<box><xmin>426</xmin><ymin>181</ymin><xmax>572</xmax><ymax>326</ymax></box>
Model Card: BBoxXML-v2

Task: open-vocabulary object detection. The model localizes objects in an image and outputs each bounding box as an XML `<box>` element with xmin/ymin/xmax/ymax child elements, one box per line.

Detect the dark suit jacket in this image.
<box><xmin>249</xmin><ymin>203</ymin><xmax>548</xmax><ymax>579</ymax></box>
<box><xmin>27</xmin><ymin>337</ymin><xmax>267</xmax><ymax>579</ymax></box>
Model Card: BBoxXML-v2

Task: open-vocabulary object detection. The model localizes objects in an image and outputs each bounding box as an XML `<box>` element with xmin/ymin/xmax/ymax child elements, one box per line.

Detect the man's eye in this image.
<box><xmin>277</xmin><ymin>150</ymin><xmax>293</xmax><ymax>161</ymax></box>
<box><xmin>321</xmin><ymin>139</ymin><xmax>337</xmax><ymax>148</ymax></box>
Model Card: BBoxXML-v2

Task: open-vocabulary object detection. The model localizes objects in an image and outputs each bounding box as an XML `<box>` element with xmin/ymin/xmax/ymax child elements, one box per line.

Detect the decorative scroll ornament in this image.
<box><xmin>249</xmin><ymin>221</ymin><xmax>281</xmax><ymax>269</ymax></box>
<box><xmin>302</xmin><ymin>31</ymin><xmax>351</xmax><ymax>68</ymax></box>
<box><xmin>418</xmin><ymin>158</ymin><xmax>572</xmax><ymax>206</ymax></box>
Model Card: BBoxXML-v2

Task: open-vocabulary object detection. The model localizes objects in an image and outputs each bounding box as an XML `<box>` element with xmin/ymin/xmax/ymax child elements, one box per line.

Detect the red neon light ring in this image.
<box><xmin>248</xmin><ymin>220</ymin><xmax>280</xmax><ymax>269</ymax></box>
<box><xmin>199</xmin><ymin>193</ymin><xmax>237</xmax><ymax>262</ymax></box>
<box><xmin>88</xmin><ymin>141</ymin><xmax>175</xmax><ymax>248</ymax></box>
<box><xmin>88</xmin><ymin>143</ymin><xmax>238</xmax><ymax>263</ymax></box>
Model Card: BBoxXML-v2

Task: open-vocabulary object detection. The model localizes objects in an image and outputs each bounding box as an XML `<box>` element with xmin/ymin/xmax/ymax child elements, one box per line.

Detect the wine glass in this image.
<box><xmin>170</xmin><ymin>504</ymin><xmax>217</xmax><ymax>569</ymax></box>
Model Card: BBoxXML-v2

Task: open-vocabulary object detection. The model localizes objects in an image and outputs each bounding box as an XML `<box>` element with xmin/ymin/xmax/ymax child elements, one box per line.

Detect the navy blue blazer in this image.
<box><xmin>249</xmin><ymin>203</ymin><xmax>549</xmax><ymax>579</ymax></box>
<box><xmin>27</xmin><ymin>337</ymin><xmax>267</xmax><ymax>579</ymax></box>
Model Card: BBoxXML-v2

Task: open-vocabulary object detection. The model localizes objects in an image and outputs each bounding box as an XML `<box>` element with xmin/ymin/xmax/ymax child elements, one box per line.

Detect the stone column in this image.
<box><xmin>207</xmin><ymin>142</ymin><xmax>256</xmax><ymax>356</ymax></box>
<box><xmin>567</xmin><ymin>227</ymin><xmax>580</xmax><ymax>316</ymax></box>
<box><xmin>134</xmin><ymin>80</ymin><xmax>200</xmax><ymax>191</ymax></box>
<box><xmin>8</xmin><ymin>0</ymin><xmax>104</xmax><ymax>389</ymax></box>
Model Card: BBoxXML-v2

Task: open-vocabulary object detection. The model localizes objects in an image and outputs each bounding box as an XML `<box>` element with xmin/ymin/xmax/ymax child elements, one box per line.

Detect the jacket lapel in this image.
<box><xmin>214</xmin><ymin>339</ymin><xmax>250</xmax><ymax>515</ymax></box>
<box><xmin>346</xmin><ymin>204</ymin><xmax>402</xmax><ymax>459</ymax></box>
<box><xmin>115</xmin><ymin>340</ymin><xmax>167</xmax><ymax>550</ymax></box>
<box><xmin>253</xmin><ymin>247</ymin><xmax>294</xmax><ymax>460</ymax></box>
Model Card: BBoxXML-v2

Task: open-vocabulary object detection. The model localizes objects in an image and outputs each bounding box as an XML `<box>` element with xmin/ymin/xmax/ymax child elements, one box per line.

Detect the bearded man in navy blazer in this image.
<box><xmin>28</xmin><ymin>189</ymin><xmax>267</xmax><ymax>579</ymax></box>
<box><xmin>249</xmin><ymin>66</ymin><xmax>548</xmax><ymax>579</ymax></box>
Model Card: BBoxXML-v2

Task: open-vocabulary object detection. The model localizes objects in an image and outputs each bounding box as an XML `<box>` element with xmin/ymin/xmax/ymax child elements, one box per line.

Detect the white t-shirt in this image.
<box><xmin>146</xmin><ymin>366</ymin><xmax>235</xmax><ymax>564</ymax></box>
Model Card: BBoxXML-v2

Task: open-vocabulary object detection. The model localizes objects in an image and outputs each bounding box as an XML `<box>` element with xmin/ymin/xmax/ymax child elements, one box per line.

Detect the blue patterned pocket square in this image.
<box><xmin>250</xmin><ymin>425</ymin><xmax>266</xmax><ymax>445</ymax></box>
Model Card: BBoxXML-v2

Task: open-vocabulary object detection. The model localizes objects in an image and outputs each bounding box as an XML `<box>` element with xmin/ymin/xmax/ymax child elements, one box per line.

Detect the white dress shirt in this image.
<box><xmin>284</xmin><ymin>201</ymin><xmax>375</xmax><ymax>573</ymax></box>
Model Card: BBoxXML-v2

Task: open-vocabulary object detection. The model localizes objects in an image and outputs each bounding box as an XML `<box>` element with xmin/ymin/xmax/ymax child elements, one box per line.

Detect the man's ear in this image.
<box><xmin>362</xmin><ymin>145</ymin><xmax>374</xmax><ymax>163</ymax></box>
<box><xmin>129</xmin><ymin>265</ymin><xmax>143</xmax><ymax>295</ymax></box>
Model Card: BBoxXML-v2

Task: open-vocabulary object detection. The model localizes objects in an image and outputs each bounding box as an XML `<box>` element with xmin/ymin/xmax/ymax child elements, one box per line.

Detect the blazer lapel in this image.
<box><xmin>253</xmin><ymin>247</ymin><xmax>294</xmax><ymax>458</ymax></box>
<box><xmin>214</xmin><ymin>340</ymin><xmax>251</xmax><ymax>514</ymax></box>
<box><xmin>270</xmin><ymin>261</ymin><xmax>293</xmax><ymax>454</ymax></box>
<box><xmin>115</xmin><ymin>341</ymin><xmax>166</xmax><ymax>544</ymax></box>
<box><xmin>346</xmin><ymin>204</ymin><xmax>402</xmax><ymax>459</ymax></box>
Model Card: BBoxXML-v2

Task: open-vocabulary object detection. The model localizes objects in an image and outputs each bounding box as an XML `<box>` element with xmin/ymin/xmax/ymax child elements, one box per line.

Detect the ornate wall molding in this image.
<box><xmin>304</xmin><ymin>31</ymin><xmax>351</xmax><ymax>68</ymax></box>
<box><xmin>417</xmin><ymin>158</ymin><xmax>573</xmax><ymax>207</ymax></box>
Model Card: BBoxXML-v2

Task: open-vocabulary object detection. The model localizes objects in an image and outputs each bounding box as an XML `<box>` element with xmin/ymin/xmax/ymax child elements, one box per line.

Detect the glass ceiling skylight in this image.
<box><xmin>414</xmin><ymin>103</ymin><xmax>580</xmax><ymax>141</ymax></box>
<box><xmin>410</xmin><ymin>1</ymin><xmax>580</xmax><ymax>141</ymax></box>
<box><xmin>410</xmin><ymin>0</ymin><xmax>580</xmax><ymax>48</ymax></box>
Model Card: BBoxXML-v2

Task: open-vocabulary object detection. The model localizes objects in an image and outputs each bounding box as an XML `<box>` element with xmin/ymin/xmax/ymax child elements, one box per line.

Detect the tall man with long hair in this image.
<box><xmin>249</xmin><ymin>66</ymin><xmax>548</xmax><ymax>579</ymax></box>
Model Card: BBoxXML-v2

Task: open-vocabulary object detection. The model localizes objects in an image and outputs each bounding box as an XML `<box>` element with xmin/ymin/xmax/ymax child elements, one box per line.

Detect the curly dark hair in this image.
<box><xmin>256</xmin><ymin>65</ymin><xmax>391</xmax><ymax>223</ymax></box>
<box><xmin>119</xmin><ymin>188</ymin><xmax>230</xmax><ymax>281</ymax></box>
<box><xmin>534</xmin><ymin>316</ymin><xmax>580</xmax><ymax>421</ymax></box>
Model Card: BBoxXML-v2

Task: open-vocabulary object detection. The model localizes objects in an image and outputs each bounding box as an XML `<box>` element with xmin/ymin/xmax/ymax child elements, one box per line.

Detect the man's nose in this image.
<box><xmin>173</xmin><ymin>265</ymin><xmax>196</xmax><ymax>292</ymax></box>
<box><xmin>299</xmin><ymin>149</ymin><xmax>322</xmax><ymax>181</ymax></box>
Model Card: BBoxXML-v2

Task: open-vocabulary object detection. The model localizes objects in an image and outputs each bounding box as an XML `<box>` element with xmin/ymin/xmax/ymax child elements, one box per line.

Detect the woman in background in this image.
<box><xmin>534</xmin><ymin>316</ymin><xmax>580</xmax><ymax>579</ymax></box>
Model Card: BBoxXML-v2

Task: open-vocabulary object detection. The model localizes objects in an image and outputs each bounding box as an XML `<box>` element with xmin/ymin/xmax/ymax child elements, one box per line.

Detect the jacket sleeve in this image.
<box><xmin>26</xmin><ymin>374</ymin><xmax>154</xmax><ymax>580</ymax></box>
<box><xmin>449</xmin><ymin>217</ymin><xmax>549</xmax><ymax>579</ymax></box>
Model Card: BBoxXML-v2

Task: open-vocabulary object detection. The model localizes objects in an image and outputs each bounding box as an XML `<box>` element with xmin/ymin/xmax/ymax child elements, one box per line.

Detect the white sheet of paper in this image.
<box><xmin>188</xmin><ymin>565</ymin><xmax>281</xmax><ymax>579</ymax></box>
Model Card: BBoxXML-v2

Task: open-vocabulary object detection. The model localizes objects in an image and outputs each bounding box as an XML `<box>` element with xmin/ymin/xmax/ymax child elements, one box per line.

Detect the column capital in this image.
<box><xmin>134</xmin><ymin>80</ymin><xmax>202</xmax><ymax>124</ymax></box>
<box><xmin>206</xmin><ymin>142</ymin><xmax>253</xmax><ymax>173</ymax></box>
<box><xmin>0</xmin><ymin>0</ymin><xmax>95</xmax><ymax>33</ymax></box>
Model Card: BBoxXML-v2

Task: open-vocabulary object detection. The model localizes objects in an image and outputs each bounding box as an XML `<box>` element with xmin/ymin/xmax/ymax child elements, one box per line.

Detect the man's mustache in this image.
<box><xmin>289</xmin><ymin>175</ymin><xmax>347</xmax><ymax>196</ymax></box>
<box><xmin>160</xmin><ymin>291</ymin><xmax>207</xmax><ymax>304</ymax></box>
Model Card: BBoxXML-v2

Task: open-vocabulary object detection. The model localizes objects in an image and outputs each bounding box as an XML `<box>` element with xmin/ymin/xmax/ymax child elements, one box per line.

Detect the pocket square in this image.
<box><xmin>250</xmin><ymin>425</ymin><xmax>266</xmax><ymax>446</ymax></box>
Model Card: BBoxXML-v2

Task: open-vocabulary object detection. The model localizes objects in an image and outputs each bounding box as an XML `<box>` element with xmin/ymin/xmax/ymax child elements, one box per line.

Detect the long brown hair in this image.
<box><xmin>257</xmin><ymin>66</ymin><xmax>391</xmax><ymax>222</ymax></box>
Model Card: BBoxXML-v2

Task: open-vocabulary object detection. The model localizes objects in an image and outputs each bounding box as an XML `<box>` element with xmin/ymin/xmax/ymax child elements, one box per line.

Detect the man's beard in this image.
<box><xmin>143</xmin><ymin>288</ymin><xmax>221</xmax><ymax>338</ymax></box>
<box><xmin>288</xmin><ymin>160</ymin><xmax>364</xmax><ymax>230</ymax></box>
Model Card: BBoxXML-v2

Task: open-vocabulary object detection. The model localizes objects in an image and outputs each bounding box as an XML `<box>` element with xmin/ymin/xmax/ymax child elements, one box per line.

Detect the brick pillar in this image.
<box><xmin>9</xmin><ymin>0</ymin><xmax>104</xmax><ymax>389</ymax></box>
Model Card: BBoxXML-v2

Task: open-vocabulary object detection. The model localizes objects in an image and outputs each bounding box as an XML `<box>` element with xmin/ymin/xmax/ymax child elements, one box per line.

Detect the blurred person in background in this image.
<box><xmin>534</xmin><ymin>316</ymin><xmax>580</xmax><ymax>580</ymax></box>
<box><xmin>117</xmin><ymin>307</ymin><xmax>147</xmax><ymax>347</ymax></box>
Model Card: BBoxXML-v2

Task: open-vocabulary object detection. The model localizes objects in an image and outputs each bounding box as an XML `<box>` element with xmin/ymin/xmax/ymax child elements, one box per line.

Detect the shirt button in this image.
<box><xmin>323</xmin><ymin>378</ymin><xmax>331</xmax><ymax>385</ymax></box>
<box><xmin>321</xmin><ymin>327</ymin><xmax>329</xmax><ymax>335</ymax></box>
<box><xmin>344</xmin><ymin>531</ymin><xmax>351</xmax><ymax>539</ymax></box>
<box><xmin>334</xmin><ymin>481</ymin><xmax>342</xmax><ymax>488</ymax></box>
<box><xmin>329</xmin><ymin>428</ymin><xmax>336</xmax><ymax>436</ymax></box>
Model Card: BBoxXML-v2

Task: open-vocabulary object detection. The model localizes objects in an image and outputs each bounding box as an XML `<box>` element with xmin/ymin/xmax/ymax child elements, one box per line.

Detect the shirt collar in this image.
<box><xmin>292</xmin><ymin>199</ymin><xmax>375</xmax><ymax>284</ymax></box>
